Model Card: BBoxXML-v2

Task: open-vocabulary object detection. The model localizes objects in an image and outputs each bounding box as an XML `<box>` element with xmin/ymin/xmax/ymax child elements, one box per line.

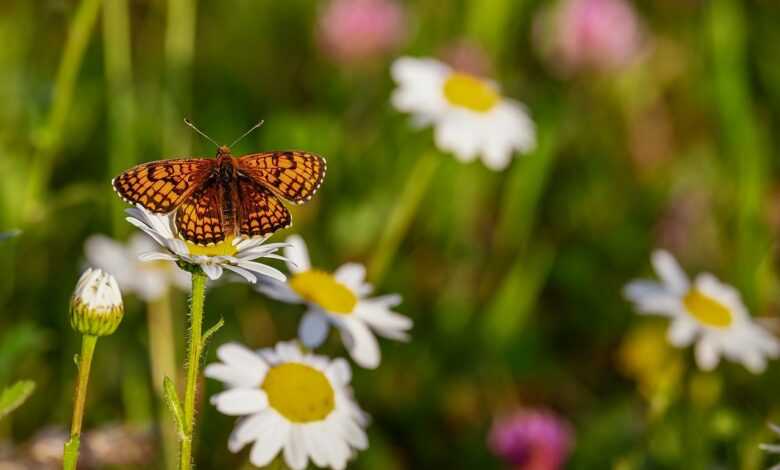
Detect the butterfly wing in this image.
<box><xmin>112</xmin><ymin>159</ymin><xmax>214</xmax><ymax>213</ymax></box>
<box><xmin>237</xmin><ymin>177</ymin><xmax>292</xmax><ymax>237</ymax></box>
<box><xmin>175</xmin><ymin>178</ymin><xmax>227</xmax><ymax>246</ymax></box>
<box><xmin>237</xmin><ymin>151</ymin><xmax>326</xmax><ymax>203</ymax></box>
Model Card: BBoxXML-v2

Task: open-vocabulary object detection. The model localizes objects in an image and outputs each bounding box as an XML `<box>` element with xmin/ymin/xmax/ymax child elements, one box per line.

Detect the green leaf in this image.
<box><xmin>202</xmin><ymin>317</ymin><xmax>225</xmax><ymax>346</ymax></box>
<box><xmin>163</xmin><ymin>376</ymin><xmax>186</xmax><ymax>439</ymax></box>
<box><xmin>0</xmin><ymin>380</ymin><xmax>36</xmax><ymax>420</ymax></box>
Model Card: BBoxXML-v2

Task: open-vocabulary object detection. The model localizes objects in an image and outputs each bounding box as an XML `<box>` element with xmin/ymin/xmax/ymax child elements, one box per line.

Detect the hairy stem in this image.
<box><xmin>63</xmin><ymin>334</ymin><xmax>98</xmax><ymax>470</ymax></box>
<box><xmin>179</xmin><ymin>271</ymin><xmax>206</xmax><ymax>469</ymax></box>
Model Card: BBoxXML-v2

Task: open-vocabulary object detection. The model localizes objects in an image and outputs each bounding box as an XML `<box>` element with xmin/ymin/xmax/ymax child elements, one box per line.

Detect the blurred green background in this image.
<box><xmin>2</xmin><ymin>0</ymin><xmax>780</xmax><ymax>468</ymax></box>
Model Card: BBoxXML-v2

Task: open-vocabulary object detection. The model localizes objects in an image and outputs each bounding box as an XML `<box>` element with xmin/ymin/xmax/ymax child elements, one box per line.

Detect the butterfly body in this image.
<box><xmin>113</xmin><ymin>146</ymin><xmax>325</xmax><ymax>246</ymax></box>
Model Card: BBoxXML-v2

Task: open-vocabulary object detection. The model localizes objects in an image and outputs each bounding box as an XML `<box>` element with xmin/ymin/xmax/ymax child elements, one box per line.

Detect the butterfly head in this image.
<box><xmin>217</xmin><ymin>145</ymin><xmax>232</xmax><ymax>157</ymax></box>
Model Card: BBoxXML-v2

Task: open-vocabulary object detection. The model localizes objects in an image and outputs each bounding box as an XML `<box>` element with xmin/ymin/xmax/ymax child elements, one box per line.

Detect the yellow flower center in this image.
<box><xmin>262</xmin><ymin>363</ymin><xmax>335</xmax><ymax>423</ymax></box>
<box><xmin>289</xmin><ymin>270</ymin><xmax>357</xmax><ymax>314</ymax></box>
<box><xmin>185</xmin><ymin>236</ymin><xmax>238</xmax><ymax>257</ymax></box>
<box><xmin>443</xmin><ymin>73</ymin><xmax>500</xmax><ymax>112</ymax></box>
<box><xmin>683</xmin><ymin>289</ymin><xmax>732</xmax><ymax>328</ymax></box>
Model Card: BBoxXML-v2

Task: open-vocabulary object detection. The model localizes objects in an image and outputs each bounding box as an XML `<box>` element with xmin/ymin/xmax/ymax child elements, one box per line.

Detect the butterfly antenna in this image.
<box><xmin>230</xmin><ymin>120</ymin><xmax>265</xmax><ymax>147</ymax></box>
<box><xmin>184</xmin><ymin>118</ymin><xmax>220</xmax><ymax>148</ymax></box>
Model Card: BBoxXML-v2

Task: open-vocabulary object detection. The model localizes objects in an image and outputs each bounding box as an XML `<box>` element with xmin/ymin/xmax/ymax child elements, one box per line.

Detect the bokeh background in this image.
<box><xmin>2</xmin><ymin>0</ymin><xmax>780</xmax><ymax>468</ymax></box>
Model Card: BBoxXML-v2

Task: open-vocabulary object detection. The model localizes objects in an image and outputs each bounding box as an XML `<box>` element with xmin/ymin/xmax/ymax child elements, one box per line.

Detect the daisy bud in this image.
<box><xmin>70</xmin><ymin>268</ymin><xmax>124</xmax><ymax>337</ymax></box>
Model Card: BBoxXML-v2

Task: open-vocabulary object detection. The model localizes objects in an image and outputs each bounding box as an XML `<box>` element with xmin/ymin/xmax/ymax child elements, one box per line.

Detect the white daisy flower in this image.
<box><xmin>391</xmin><ymin>56</ymin><xmax>536</xmax><ymax>171</ymax></box>
<box><xmin>623</xmin><ymin>250</ymin><xmax>780</xmax><ymax>373</ymax></box>
<box><xmin>205</xmin><ymin>341</ymin><xmax>369</xmax><ymax>470</ymax></box>
<box><xmin>257</xmin><ymin>235</ymin><xmax>412</xmax><ymax>369</ymax></box>
<box><xmin>84</xmin><ymin>233</ymin><xmax>190</xmax><ymax>301</ymax></box>
<box><xmin>125</xmin><ymin>206</ymin><xmax>288</xmax><ymax>284</ymax></box>
<box><xmin>760</xmin><ymin>422</ymin><xmax>780</xmax><ymax>470</ymax></box>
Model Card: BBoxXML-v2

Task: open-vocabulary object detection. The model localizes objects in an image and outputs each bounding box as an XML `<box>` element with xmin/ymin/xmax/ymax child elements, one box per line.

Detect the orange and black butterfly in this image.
<box><xmin>112</xmin><ymin>122</ymin><xmax>326</xmax><ymax>246</ymax></box>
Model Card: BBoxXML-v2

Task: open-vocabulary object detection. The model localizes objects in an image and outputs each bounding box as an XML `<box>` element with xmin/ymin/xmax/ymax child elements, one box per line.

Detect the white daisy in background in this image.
<box><xmin>205</xmin><ymin>341</ymin><xmax>368</xmax><ymax>470</ymax></box>
<box><xmin>84</xmin><ymin>233</ymin><xmax>190</xmax><ymax>301</ymax></box>
<box><xmin>623</xmin><ymin>250</ymin><xmax>780</xmax><ymax>373</ymax></box>
<box><xmin>257</xmin><ymin>235</ymin><xmax>412</xmax><ymax>369</ymax></box>
<box><xmin>760</xmin><ymin>422</ymin><xmax>780</xmax><ymax>470</ymax></box>
<box><xmin>391</xmin><ymin>56</ymin><xmax>536</xmax><ymax>171</ymax></box>
<box><xmin>125</xmin><ymin>206</ymin><xmax>288</xmax><ymax>283</ymax></box>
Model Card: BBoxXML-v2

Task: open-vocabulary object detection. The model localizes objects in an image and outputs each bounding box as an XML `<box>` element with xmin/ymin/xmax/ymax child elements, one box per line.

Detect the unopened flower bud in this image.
<box><xmin>70</xmin><ymin>268</ymin><xmax>124</xmax><ymax>336</ymax></box>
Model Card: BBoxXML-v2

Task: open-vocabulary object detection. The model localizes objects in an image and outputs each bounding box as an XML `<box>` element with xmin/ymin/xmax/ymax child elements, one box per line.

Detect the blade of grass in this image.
<box><xmin>707</xmin><ymin>0</ymin><xmax>770</xmax><ymax>307</ymax></box>
<box><xmin>25</xmin><ymin>0</ymin><xmax>103</xmax><ymax>220</ymax></box>
<box><xmin>102</xmin><ymin>0</ymin><xmax>137</xmax><ymax>236</ymax></box>
<box><xmin>482</xmin><ymin>245</ymin><xmax>555</xmax><ymax>350</ymax></box>
<box><xmin>162</xmin><ymin>0</ymin><xmax>196</xmax><ymax>156</ymax></box>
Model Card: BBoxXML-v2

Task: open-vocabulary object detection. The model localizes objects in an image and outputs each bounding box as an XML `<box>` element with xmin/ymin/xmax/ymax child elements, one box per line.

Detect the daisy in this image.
<box><xmin>84</xmin><ymin>233</ymin><xmax>190</xmax><ymax>301</ymax></box>
<box><xmin>125</xmin><ymin>205</ymin><xmax>287</xmax><ymax>283</ymax></box>
<box><xmin>256</xmin><ymin>235</ymin><xmax>412</xmax><ymax>369</ymax></box>
<box><xmin>205</xmin><ymin>341</ymin><xmax>368</xmax><ymax>470</ymax></box>
<box><xmin>391</xmin><ymin>56</ymin><xmax>536</xmax><ymax>171</ymax></box>
<box><xmin>623</xmin><ymin>250</ymin><xmax>780</xmax><ymax>373</ymax></box>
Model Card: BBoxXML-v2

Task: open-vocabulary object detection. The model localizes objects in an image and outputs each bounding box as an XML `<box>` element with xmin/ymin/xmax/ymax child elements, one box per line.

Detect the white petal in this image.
<box><xmin>217</xmin><ymin>343</ymin><xmax>269</xmax><ymax>375</ymax></box>
<box><xmin>139</xmin><ymin>252</ymin><xmax>178</xmax><ymax>262</ymax></box>
<box><xmin>333</xmin><ymin>263</ymin><xmax>370</xmax><ymax>295</ymax></box>
<box><xmin>204</xmin><ymin>363</ymin><xmax>262</xmax><ymax>388</ymax></box>
<box><xmin>480</xmin><ymin>138</ymin><xmax>513</xmax><ymax>171</ymax></box>
<box><xmin>624</xmin><ymin>280</ymin><xmax>681</xmax><ymax>316</ymax></box>
<box><xmin>623</xmin><ymin>280</ymin><xmax>668</xmax><ymax>302</ymax></box>
<box><xmin>339</xmin><ymin>415</ymin><xmax>368</xmax><ymax>449</ymax></box>
<box><xmin>201</xmin><ymin>263</ymin><xmax>223</xmax><ymax>280</ymax></box>
<box><xmin>496</xmin><ymin>100</ymin><xmax>536</xmax><ymax>153</ymax></box>
<box><xmin>356</xmin><ymin>300</ymin><xmax>412</xmax><ymax>340</ymax></box>
<box><xmin>222</xmin><ymin>264</ymin><xmax>258</xmax><ymax>283</ymax></box>
<box><xmin>228</xmin><ymin>412</ymin><xmax>270</xmax><ymax>452</ymax></box>
<box><xmin>285</xmin><ymin>235</ymin><xmax>311</xmax><ymax>273</ymax></box>
<box><xmin>339</xmin><ymin>319</ymin><xmax>381</xmax><ymax>369</ymax></box>
<box><xmin>695</xmin><ymin>338</ymin><xmax>720</xmax><ymax>371</ymax></box>
<box><xmin>322</xmin><ymin>422</ymin><xmax>351</xmax><ymax>470</ymax></box>
<box><xmin>211</xmin><ymin>388</ymin><xmax>268</xmax><ymax>415</ymax></box>
<box><xmin>651</xmin><ymin>250</ymin><xmax>689</xmax><ymax>294</ymax></box>
<box><xmin>301</xmin><ymin>424</ymin><xmax>330</xmax><ymax>467</ymax></box>
<box><xmin>283</xmin><ymin>426</ymin><xmax>308</xmax><ymax>470</ymax></box>
<box><xmin>667</xmin><ymin>318</ymin><xmax>698</xmax><ymax>347</ymax></box>
<box><xmin>299</xmin><ymin>311</ymin><xmax>331</xmax><ymax>348</ymax></box>
<box><xmin>327</xmin><ymin>358</ymin><xmax>352</xmax><ymax>385</ymax></box>
<box><xmin>740</xmin><ymin>348</ymin><xmax>767</xmax><ymax>374</ymax></box>
<box><xmin>434</xmin><ymin>114</ymin><xmax>480</xmax><ymax>162</ymax></box>
<box><xmin>249</xmin><ymin>418</ymin><xmax>289</xmax><ymax>467</ymax></box>
<box><xmin>256</xmin><ymin>278</ymin><xmax>303</xmax><ymax>303</ymax></box>
<box><xmin>236</xmin><ymin>260</ymin><xmax>287</xmax><ymax>282</ymax></box>
<box><xmin>390</xmin><ymin>57</ymin><xmax>450</xmax><ymax>118</ymax></box>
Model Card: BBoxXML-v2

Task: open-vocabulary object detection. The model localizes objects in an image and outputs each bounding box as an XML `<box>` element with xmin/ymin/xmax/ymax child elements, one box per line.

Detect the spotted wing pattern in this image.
<box><xmin>112</xmin><ymin>159</ymin><xmax>214</xmax><ymax>213</ymax></box>
<box><xmin>237</xmin><ymin>177</ymin><xmax>291</xmax><ymax>237</ymax></box>
<box><xmin>175</xmin><ymin>179</ymin><xmax>226</xmax><ymax>246</ymax></box>
<box><xmin>237</xmin><ymin>151</ymin><xmax>326</xmax><ymax>203</ymax></box>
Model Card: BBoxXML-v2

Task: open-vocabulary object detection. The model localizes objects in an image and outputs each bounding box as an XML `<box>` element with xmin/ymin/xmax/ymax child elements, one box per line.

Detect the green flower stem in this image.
<box><xmin>63</xmin><ymin>334</ymin><xmax>98</xmax><ymax>470</ymax></box>
<box><xmin>179</xmin><ymin>271</ymin><xmax>207</xmax><ymax>470</ymax></box>
<box><xmin>25</xmin><ymin>0</ymin><xmax>103</xmax><ymax>219</ymax></box>
<box><xmin>369</xmin><ymin>150</ymin><xmax>440</xmax><ymax>284</ymax></box>
<box><xmin>148</xmin><ymin>292</ymin><xmax>178</xmax><ymax>470</ymax></box>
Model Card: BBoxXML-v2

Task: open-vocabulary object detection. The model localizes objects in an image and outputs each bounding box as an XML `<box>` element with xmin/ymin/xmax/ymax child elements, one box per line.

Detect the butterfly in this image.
<box><xmin>112</xmin><ymin>143</ymin><xmax>326</xmax><ymax>246</ymax></box>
